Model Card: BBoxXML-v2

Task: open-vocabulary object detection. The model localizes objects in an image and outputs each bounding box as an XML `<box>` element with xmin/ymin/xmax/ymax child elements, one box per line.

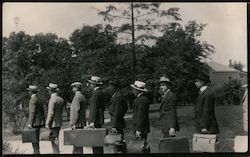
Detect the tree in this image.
<box><xmin>97</xmin><ymin>2</ymin><xmax>182</xmax><ymax>81</ymax></box>
<box><xmin>229</xmin><ymin>59</ymin><xmax>244</xmax><ymax>71</ymax></box>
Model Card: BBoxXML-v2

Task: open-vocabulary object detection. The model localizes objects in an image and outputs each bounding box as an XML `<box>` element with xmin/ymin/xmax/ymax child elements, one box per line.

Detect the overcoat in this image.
<box><xmin>88</xmin><ymin>88</ymin><xmax>105</xmax><ymax>127</ymax></box>
<box><xmin>159</xmin><ymin>90</ymin><xmax>179</xmax><ymax>133</ymax></box>
<box><xmin>109</xmin><ymin>91</ymin><xmax>128</xmax><ymax>130</ymax></box>
<box><xmin>46</xmin><ymin>93</ymin><xmax>64</xmax><ymax>128</ymax></box>
<box><xmin>133</xmin><ymin>93</ymin><xmax>150</xmax><ymax>134</ymax></box>
<box><xmin>194</xmin><ymin>87</ymin><xmax>219</xmax><ymax>134</ymax></box>
<box><xmin>70</xmin><ymin>91</ymin><xmax>86</xmax><ymax>127</ymax></box>
<box><xmin>28</xmin><ymin>94</ymin><xmax>45</xmax><ymax>127</ymax></box>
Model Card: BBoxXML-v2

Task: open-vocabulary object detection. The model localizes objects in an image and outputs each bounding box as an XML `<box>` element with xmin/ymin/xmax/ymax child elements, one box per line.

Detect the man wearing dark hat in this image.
<box><xmin>159</xmin><ymin>76</ymin><xmax>179</xmax><ymax>138</ymax></box>
<box><xmin>107</xmin><ymin>78</ymin><xmax>128</xmax><ymax>140</ymax></box>
<box><xmin>194</xmin><ymin>74</ymin><xmax>219</xmax><ymax>134</ymax></box>
<box><xmin>45</xmin><ymin>83</ymin><xmax>64</xmax><ymax>154</ymax></box>
<box><xmin>27</xmin><ymin>85</ymin><xmax>45</xmax><ymax>154</ymax></box>
<box><xmin>70</xmin><ymin>82</ymin><xmax>86</xmax><ymax>154</ymax></box>
<box><xmin>87</xmin><ymin>76</ymin><xmax>105</xmax><ymax>154</ymax></box>
<box><xmin>130</xmin><ymin>81</ymin><xmax>150</xmax><ymax>142</ymax></box>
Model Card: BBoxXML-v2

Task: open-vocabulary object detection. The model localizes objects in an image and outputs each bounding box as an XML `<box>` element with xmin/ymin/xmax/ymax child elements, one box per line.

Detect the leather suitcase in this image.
<box><xmin>104</xmin><ymin>133</ymin><xmax>122</xmax><ymax>144</ymax></box>
<box><xmin>22</xmin><ymin>128</ymin><xmax>38</xmax><ymax>143</ymax></box>
<box><xmin>127</xmin><ymin>139</ymin><xmax>150</xmax><ymax>153</ymax></box>
<box><xmin>64</xmin><ymin>128</ymin><xmax>107</xmax><ymax>147</ymax></box>
<box><xmin>192</xmin><ymin>134</ymin><xmax>219</xmax><ymax>152</ymax></box>
<box><xmin>159</xmin><ymin>136</ymin><xmax>189</xmax><ymax>153</ymax></box>
<box><xmin>234</xmin><ymin>136</ymin><xmax>248</xmax><ymax>152</ymax></box>
<box><xmin>40</xmin><ymin>128</ymin><xmax>55</xmax><ymax>141</ymax></box>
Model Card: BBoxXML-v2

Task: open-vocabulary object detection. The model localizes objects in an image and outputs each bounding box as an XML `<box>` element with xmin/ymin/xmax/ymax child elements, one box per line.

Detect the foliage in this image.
<box><xmin>229</xmin><ymin>59</ymin><xmax>244</xmax><ymax>71</ymax></box>
<box><xmin>215</xmin><ymin>79</ymin><xmax>245</xmax><ymax>106</ymax></box>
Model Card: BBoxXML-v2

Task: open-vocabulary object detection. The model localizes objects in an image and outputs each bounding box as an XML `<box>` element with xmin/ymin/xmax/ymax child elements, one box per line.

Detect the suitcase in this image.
<box><xmin>104</xmin><ymin>133</ymin><xmax>122</xmax><ymax>144</ymax></box>
<box><xmin>159</xmin><ymin>136</ymin><xmax>189</xmax><ymax>153</ymax></box>
<box><xmin>127</xmin><ymin>139</ymin><xmax>150</xmax><ymax>153</ymax></box>
<box><xmin>40</xmin><ymin>128</ymin><xmax>55</xmax><ymax>141</ymax></box>
<box><xmin>22</xmin><ymin>128</ymin><xmax>38</xmax><ymax>143</ymax></box>
<box><xmin>64</xmin><ymin>128</ymin><xmax>107</xmax><ymax>147</ymax></box>
<box><xmin>234</xmin><ymin>136</ymin><xmax>248</xmax><ymax>152</ymax></box>
<box><xmin>192</xmin><ymin>134</ymin><xmax>219</xmax><ymax>152</ymax></box>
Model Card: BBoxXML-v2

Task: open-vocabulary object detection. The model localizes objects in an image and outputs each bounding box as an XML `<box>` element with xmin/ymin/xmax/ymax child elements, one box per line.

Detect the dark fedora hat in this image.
<box><xmin>108</xmin><ymin>78</ymin><xmax>120</xmax><ymax>87</ymax></box>
<box><xmin>196</xmin><ymin>73</ymin><xmax>210</xmax><ymax>83</ymax></box>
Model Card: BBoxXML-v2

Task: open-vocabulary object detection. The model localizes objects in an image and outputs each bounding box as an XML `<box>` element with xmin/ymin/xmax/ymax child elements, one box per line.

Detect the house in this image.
<box><xmin>207</xmin><ymin>61</ymin><xmax>247</xmax><ymax>86</ymax></box>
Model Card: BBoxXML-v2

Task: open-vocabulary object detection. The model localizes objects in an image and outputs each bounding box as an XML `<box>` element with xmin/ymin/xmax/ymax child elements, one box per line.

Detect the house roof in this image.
<box><xmin>207</xmin><ymin>61</ymin><xmax>238</xmax><ymax>72</ymax></box>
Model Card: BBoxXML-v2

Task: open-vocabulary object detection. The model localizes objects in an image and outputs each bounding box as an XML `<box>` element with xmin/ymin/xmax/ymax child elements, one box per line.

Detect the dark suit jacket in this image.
<box><xmin>28</xmin><ymin>94</ymin><xmax>45</xmax><ymax>127</ymax></box>
<box><xmin>109</xmin><ymin>90</ymin><xmax>128</xmax><ymax>130</ymax></box>
<box><xmin>70</xmin><ymin>91</ymin><xmax>86</xmax><ymax>127</ymax></box>
<box><xmin>194</xmin><ymin>87</ymin><xmax>219</xmax><ymax>134</ymax></box>
<box><xmin>46</xmin><ymin>93</ymin><xmax>64</xmax><ymax>128</ymax></box>
<box><xmin>88</xmin><ymin>88</ymin><xmax>105</xmax><ymax>127</ymax></box>
<box><xmin>159</xmin><ymin>90</ymin><xmax>179</xmax><ymax>132</ymax></box>
<box><xmin>133</xmin><ymin>93</ymin><xmax>150</xmax><ymax>134</ymax></box>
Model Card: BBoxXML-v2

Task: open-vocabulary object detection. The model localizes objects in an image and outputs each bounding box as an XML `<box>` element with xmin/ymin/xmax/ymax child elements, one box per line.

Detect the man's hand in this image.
<box><xmin>201</xmin><ymin>128</ymin><xmax>208</xmax><ymax>134</ymax></box>
<box><xmin>111</xmin><ymin>128</ymin><xmax>118</xmax><ymax>133</ymax></box>
<box><xmin>71</xmin><ymin>125</ymin><xmax>76</xmax><ymax>130</ymax></box>
<box><xmin>136</xmin><ymin>131</ymin><xmax>141</xmax><ymax>138</ymax></box>
<box><xmin>28</xmin><ymin>124</ymin><xmax>32</xmax><ymax>129</ymax></box>
<box><xmin>169</xmin><ymin>128</ymin><xmax>176</xmax><ymax>137</ymax></box>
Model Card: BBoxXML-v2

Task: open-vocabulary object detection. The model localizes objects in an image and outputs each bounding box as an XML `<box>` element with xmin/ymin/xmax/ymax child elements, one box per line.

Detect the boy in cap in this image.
<box><xmin>70</xmin><ymin>82</ymin><xmax>87</xmax><ymax>154</ymax></box>
<box><xmin>130</xmin><ymin>81</ymin><xmax>150</xmax><ymax>142</ymax></box>
<box><xmin>87</xmin><ymin>76</ymin><xmax>105</xmax><ymax>154</ymax></box>
<box><xmin>45</xmin><ymin>83</ymin><xmax>64</xmax><ymax>154</ymax></box>
<box><xmin>159</xmin><ymin>76</ymin><xmax>179</xmax><ymax>137</ymax></box>
<box><xmin>107</xmin><ymin>78</ymin><xmax>128</xmax><ymax>140</ymax></box>
<box><xmin>194</xmin><ymin>74</ymin><xmax>219</xmax><ymax>134</ymax></box>
<box><xmin>26</xmin><ymin>85</ymin><xmax>45</xmax><ymax>154</ymax></box>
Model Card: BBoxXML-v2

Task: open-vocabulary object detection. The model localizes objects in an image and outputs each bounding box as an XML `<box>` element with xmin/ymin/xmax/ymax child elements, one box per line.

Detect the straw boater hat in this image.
<box><xmin>130</xmin><ymin>81</ymin><xmax>148</xmax><ymax>92</ymax></box>
<box><xmin>71</xmin><ymin>82</ymin><xmax>82</xmax><ymax>87</ymax></box>
<box><xmin>159</xmin><ymin>76</ymin><xmax>172</xmax><ymax>84</ymax></box>
<box><xmin>88</xmin><ymin>76</ymin><xmax>103</xmax><ymax>85</ymax></box>
<box><xmin>242</xmin><ymin>84</ymin><xmax>248</xmax><ymax>88</ymax></box>
<box><xmin>26</xmin><ymin>85</ymin><xmax>39</xmax><ymax>91</ymax></box>
<box><xmin>46</xmin><ymin>83</ymin><xmax>59</xmax><ymax>91</ymax></box>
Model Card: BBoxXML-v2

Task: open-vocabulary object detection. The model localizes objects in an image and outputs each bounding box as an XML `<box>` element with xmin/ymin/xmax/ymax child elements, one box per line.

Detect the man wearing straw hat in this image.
<box><xmin>87</xmin><ymin>76</ymin><xmax>105</xmax><ymax>154</ymax></box>
<box><xmin>194</xmin><ymin>74</ymin><xmax>219</xmax><ymax>134</ymax></box>
<box><xmin>130</xmin><ymin>81</ymin><xmax>150</xmax><ymax>142</ymax></box>
<box><xmin>45</xmin><ymin>83</ymin><xmax>64</xmax><ymax>154</ymax></box>
<box><xmin>159</xmin><ymin>76</ymin><xmax>179</xmax><ymax>138</ymax></box>
<box><xmin>26</xmin><ymin>85</ymin><xmax>45</xmax><ymax>154</ymax></box>
<box><xmin>70</xmin><ymin>82</ymin><xmax>87</xmax><ymax>154</ymax></box>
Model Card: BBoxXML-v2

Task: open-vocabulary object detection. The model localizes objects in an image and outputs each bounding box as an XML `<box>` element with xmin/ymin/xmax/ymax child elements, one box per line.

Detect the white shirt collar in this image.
<box><xmin>31</xmin><ymin>94</ymin><xmax>36</xmax><ymax>98</ymax></box>
<box><xmin>137</xmin><ymin>92</ymin><xmax>144</xmax><ymax>97</ymax></box>
<box><xmin>94</xmin><ymin>86</ymin><xmax>100</xmax><ymax>91</ymax></box>
<box><xmin>51</xmin><ymin>93</ymin><xmax>57</xmax><ymax>97</ymax></box>
<box><xmin>163</xmin><ymin>89</ymin><xmax>170</xmax><ymax>96</ymax></box>
<box><xmin>200</xmin><ymin>85</ymin><xmax>208</xmax><ymax>93</ymax></box>
<box><xmin>75</xmin><ymin>91</ymin><xmax>81</xmax><ymax>95</ymax></box>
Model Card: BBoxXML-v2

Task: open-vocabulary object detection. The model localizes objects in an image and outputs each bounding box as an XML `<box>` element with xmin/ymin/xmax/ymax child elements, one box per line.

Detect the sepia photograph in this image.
<box><xmin>2</xmin><ymin>2</ymin><xmax>248</xmax><ymax>155</ymax></box>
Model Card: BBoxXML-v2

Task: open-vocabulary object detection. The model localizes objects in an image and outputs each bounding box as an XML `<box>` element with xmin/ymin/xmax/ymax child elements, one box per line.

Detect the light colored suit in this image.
<box><xmin>46</xmin><ymin>93</ymin><xmax>64</xmax><ymax>128</ymax></box>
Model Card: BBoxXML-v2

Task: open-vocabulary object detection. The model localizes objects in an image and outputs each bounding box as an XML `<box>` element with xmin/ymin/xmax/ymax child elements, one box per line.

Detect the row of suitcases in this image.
<box><xmin>21</xmin><ymin>128</ymin><xmax>227</xmax><ymax>153</ymax></box>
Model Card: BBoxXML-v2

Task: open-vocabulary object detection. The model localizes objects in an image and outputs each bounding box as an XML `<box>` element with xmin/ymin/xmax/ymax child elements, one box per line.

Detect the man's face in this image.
<box><xmin>48</xmin><ymin>90</ymin><xmax>53</xmax><ymax>95</ymax></box>
<box><xmin>28</xmin><ymin>91</ymin><xmax>33</xmax><ymax>96</ymax></box>
<box><xmin>72</xmin><ymin>86</ymin><xmax>78</xmax><ymax>93</ymax></box>
<box><xmin>160</xmin><ymin>83</ymin><xmax>169</xmax><ymax>94</ymax></box>
<box><xmin>90</xmin><ymin>83</ymin><xmax>95</xmax><ymax>90</ymax></box>
<box><xmin>132</xmin><ymin>88</ymin><xmax>139</xmax><ymax>96</ymax></box>
<box><xmin>195</xmin><ymin>79</ymin><xmax>204</xmax><ymax>89</ymax></box>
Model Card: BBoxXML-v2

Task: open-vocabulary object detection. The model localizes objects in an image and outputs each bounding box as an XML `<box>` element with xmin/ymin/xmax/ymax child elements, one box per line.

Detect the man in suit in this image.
<box><xmin>242</xmin><ymin>84</ymin><xmax>248</xmax><ymax>132</ymax></box>
<box><xmin>70</xmin><ymin>82</ymin><xmax>87</xmax><ymax>154</ymax></box>
<box><xmin>87</xmin><ymin>76</ymin><xmax>105</xmax><ymax>154</ymax></box>
<box><xmin>159</xmin><ymin>76</ymin><xmax>179</xmax><ymax>138</ymax></box>
<box><xmin>194</xmin><ymin>74</ymin><xmax>219</xmax><ymax>134</ymax></box>
<box><xmin>27</xmin><ymin>85</ymin><xmax>45</xmax><ymax>154</ymax></box>
<box><xmin>130</xmin><ymin>81</ymin><xmax>150</xmax><ymax>141</ymax></box>
<box><xmin>107</xmin><ymin>78</ymin><xmax>128</xmax><ymax>140</ymax></box>
<box><xmin>45</xmin><ymin>83</ymin><xmax>64</xmax><ymax>154</ymax></box>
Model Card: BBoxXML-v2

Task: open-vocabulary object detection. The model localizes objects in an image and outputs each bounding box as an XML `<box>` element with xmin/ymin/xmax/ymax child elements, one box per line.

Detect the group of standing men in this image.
<box><xmin>26</xmin><ymin>73</ymin><xmax>220</xmax><ymax>154</ymax></box>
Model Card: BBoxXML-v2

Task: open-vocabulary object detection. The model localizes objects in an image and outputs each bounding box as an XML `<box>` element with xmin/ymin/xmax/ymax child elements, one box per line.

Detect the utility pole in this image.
<box><xmin>131</xmin><ymin>2</ymin><xmax>136</xmax><ymax>82</ymax></box>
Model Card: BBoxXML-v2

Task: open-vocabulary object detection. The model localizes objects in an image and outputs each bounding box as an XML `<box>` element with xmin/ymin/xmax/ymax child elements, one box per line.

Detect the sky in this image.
<box><xmin>3</xmin><ymin>2</ymin><xmax>248</xmax><ymax>70</ymax></box>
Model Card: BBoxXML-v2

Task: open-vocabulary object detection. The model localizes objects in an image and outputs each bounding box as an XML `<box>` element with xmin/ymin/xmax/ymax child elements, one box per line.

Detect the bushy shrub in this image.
<box><xmin>215</xmin><ymin>79</ymin><xmax>245</xmax><ymax>106</ymax></box>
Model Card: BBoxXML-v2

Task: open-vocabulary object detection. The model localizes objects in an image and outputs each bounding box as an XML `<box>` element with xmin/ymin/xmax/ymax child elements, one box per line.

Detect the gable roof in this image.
<box><xmin>207</xmin><ymin>61</ymin><xmax>238</xmax><ymax>72</ymax></box>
